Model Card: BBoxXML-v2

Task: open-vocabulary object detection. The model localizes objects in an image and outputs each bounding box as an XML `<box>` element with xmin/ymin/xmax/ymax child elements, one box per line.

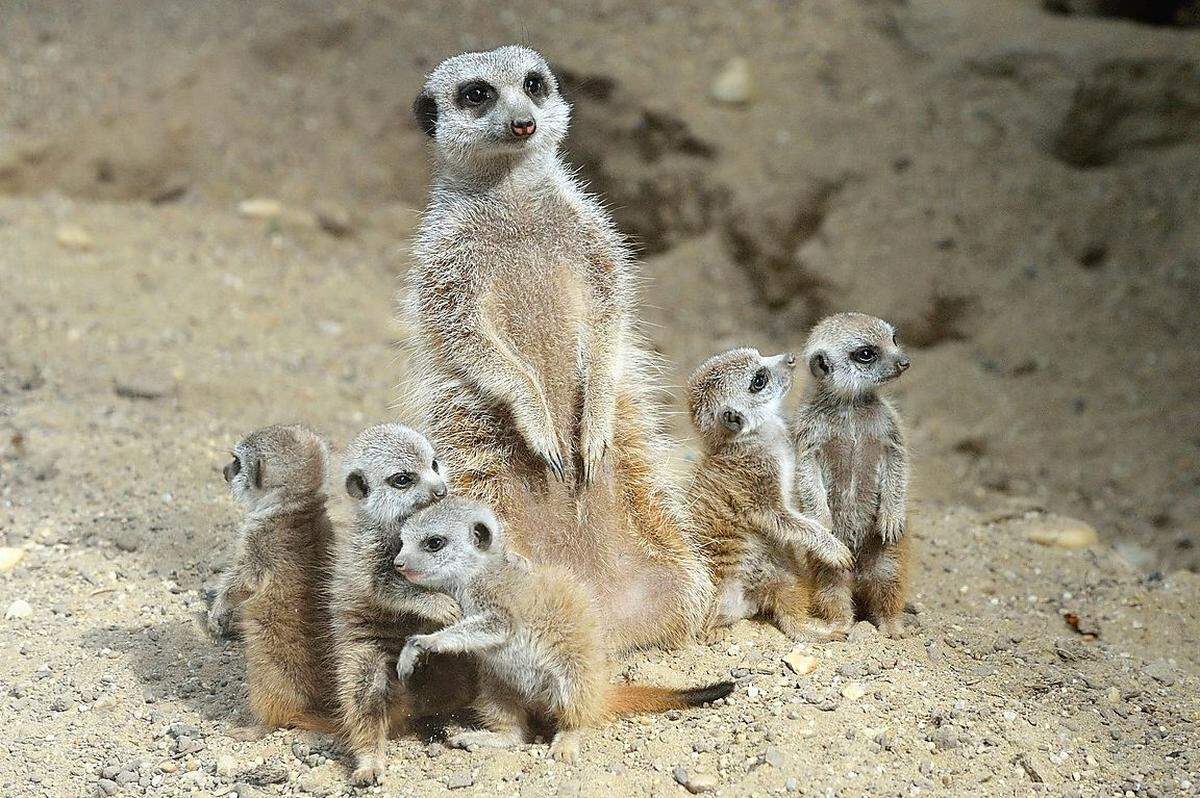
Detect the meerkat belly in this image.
<box><xmin>818</xmin><ymin>436</ymin><xmax>884</xmax><ymax>549</ymax></box>
<box><xmin>482</xmin><ymin>256</ymin><xmax>590</xmax><ymax>441</ymax></box>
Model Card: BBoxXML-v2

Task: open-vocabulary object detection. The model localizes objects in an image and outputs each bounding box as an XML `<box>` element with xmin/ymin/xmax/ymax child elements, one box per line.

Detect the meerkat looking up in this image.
<box><xmin>793</xmin><ymin>313</ymin><xmax>912</xmax><ymax>640</ymax></box>
<box><xmin>404</xmin><ymin>45</ymin><xmax>711</xmax><ymax>651</ymax></box>
<box><xmin>206</xmin><ymin>424</ymin><xmax>337</xmax><ymax>735</ymax></box>
<box><xmin>393</xmin><ymin>497</ymin><xmax>735</xmax><ymax>764</ymax></box>
<box><xmin>685</xmin><ymin>348</ymin><xmax>852</xmax><ymax>640</ymax></box>
<box><xmin>331</xmin><ymin>423</ymin><xmax>475</xmax><ymax>786</ymax></box>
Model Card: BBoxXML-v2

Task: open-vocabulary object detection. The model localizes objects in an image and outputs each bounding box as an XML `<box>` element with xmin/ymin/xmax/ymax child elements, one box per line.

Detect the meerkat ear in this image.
<box><xmin>719</xmin><ymin>407</ymin><xmax>746</xmax><ymax>435</ymax></box>
<box><xmin>809</xmin><ymin>352</ymin><xmax>830</xmax><ymax>379</ymax></box>
<box><xmin>472</xmin><ymin>522</ymin><xmax>493</xmax><ymax>551</ymax></box>
<box><xmin>345</xmin><ymin>470</ymin><xmax>369</xmax><ymax>500</ymax></box>
<box><xmin>413</xmin><ymin>91</ymin><xmax>438</xmax><ymax>137</ymax></box>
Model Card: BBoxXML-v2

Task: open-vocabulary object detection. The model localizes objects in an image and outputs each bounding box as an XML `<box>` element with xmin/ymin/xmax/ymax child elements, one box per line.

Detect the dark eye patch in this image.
<box><xmin>457</xmin><ymin>81</ymin><xmax>496</xmax><ymax>109</ymax></box>
<box><xmin>422</xmin><ymin>535</ymin><xmax>447</xmax><ymax>553</ymax></box>
<box><xmin>386</xmin><ymin>472</ymin><xmax>415</xmax><ymax>489</ymax></box>
<box><xmin>749</xmin><ymin>367</ymin><xmax>769</xmax><ymax>394</ymax></box>
<box><xmin>850</xmin><ymin>347</ymin><xmax>878</xmax><ymax>364</ymax></box>
<box><xmin>523</xmin><ymin>71</ymin><xmax>547</xmax><ymax>97</ymax></box>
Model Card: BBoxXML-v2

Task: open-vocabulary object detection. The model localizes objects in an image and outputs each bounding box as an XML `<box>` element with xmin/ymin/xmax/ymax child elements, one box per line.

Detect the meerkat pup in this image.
<box><xmin>685</xmin><ymin>348</ymin><xmax>853</xmax><ymax>641</ymax></box>
<box><xmin>404</xmin><ymin>45</ymin><xmax>711</xmax><ymax>651</ymax></box>
<box><xmin>793</xmin><ymin>313</ymin><xmax>912</xmax><ymax>639</ymax></box>
<box><xmin>392</xmin><ymin>497</ymin><xmax>735</xmax><ymax>764</ymax></box>
<box><xmin>331</xmin><ymin>422</ymin><xmax>475</xmax><ymax>786</ymax></box>
<box><xmin>206</xmin><ymin>424</ymin><xmax>337</xmax><ymax>734</ymax></box>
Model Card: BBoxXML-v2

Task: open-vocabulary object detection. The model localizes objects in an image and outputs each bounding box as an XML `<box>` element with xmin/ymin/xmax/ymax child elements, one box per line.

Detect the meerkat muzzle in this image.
<box><xmin>511</xmin><ymin>119</ymin><xmax>536</xmax><ymax>137</ymax></box>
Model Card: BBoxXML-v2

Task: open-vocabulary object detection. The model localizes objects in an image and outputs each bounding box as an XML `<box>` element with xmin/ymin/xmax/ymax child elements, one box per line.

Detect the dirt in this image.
<box><xmin>1</xmin><ymin>2</ymin><xmax>1198</xmax><ymax>796</ymax></box>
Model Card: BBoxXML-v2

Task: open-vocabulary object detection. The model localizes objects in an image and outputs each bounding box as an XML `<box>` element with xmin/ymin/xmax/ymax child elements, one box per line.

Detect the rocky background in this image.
<box><xmin>1</xmin><ymin>2</ymin><xmax>1198</xmax><ymax>797</ymax></box>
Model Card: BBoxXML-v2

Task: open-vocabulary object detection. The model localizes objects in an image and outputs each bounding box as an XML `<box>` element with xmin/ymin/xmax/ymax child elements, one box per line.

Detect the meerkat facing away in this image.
<box><xmin>793</xmin><ymin>313</ymin><xmax>912</xmax><ymax>639</ymax></box>
<box><xmin>392</xmin><ymin>498</ymin><xmax>735</xmax><ymax>763</ymax></box>
<box><xmin>332</xmin><ymin>423</ymin><xmax>475</xmax><ymax>786</ymax></box>
<box><xmin>404</xmin><ymin>45</ymin><xmax>712</xmax><ymax>652</ymax></box>
<box><xmin>206</xmin><ymin>424</ymin><xmax>337</xmax><ymax>734</ymax></box>
<box><xmin>685</xmin><ymin>348</ymin><xmax>852</xmax><ymax>641</ymax></box>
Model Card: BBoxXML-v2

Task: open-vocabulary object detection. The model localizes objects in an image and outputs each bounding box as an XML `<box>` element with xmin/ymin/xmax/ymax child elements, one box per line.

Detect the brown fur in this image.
<box><xmin>795</xmin><ymin>313</ymin><xmax>913</xmax><ymax>639</ymax></box>
<box><xmin>208</xmin><ymin>424</ymin><xmax>337</xmax><ymax>734</ymax></box>
<box><xmin>392</xmin><ymin>498</ymin><xmax>734</xmax><ymax>763</ymax></box>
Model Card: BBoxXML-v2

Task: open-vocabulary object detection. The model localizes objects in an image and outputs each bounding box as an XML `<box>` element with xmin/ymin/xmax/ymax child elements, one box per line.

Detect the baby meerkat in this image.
<box><xmin>405</xmin><ymin>45</ymin><xmax>711</xmax><ymax>651</ymax></box>
<box><xmin>686</xmin><ymin>348</ymin><xmax>852</xmax><ymax>641</ymax></box>
<box><xmin>206</xmin><ymin>424</ymin><xmax>337</xmax><ymax>734</ymax></box>
<box><xmin>794</xmin><ymin>313</ymin><xmax>912</xmax><ymax>639</ymax></box>
<box><xmin>332</xmin><ymin>423</ymin><xmax>475</xmax><ymax>786</ymax></box>
<box><xmin>393</xmin><ymin>498</ymin><xmax>735</xmax><ymax>764</ymax></box>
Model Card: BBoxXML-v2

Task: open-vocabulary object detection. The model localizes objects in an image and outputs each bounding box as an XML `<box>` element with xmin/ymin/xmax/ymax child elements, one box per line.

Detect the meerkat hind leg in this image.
<box><xmin>807</xmin><ymin>561</ymin><xmax>854</xmax><ymax>641</ymax></box>
<box><xmin>760</xmin><ymin>579</ymin><xmax>813</xmax><ymax>641</ymax></box>
<box><xmin>855</xmin><ymin>538</ymin><xmax>909</xmax><ymax>639</ymax></box>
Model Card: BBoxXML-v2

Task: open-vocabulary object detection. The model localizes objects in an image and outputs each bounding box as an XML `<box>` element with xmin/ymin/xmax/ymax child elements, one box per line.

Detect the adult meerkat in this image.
<box><xmin>206</xmin><ymin>424</ymin><xmax>337</xmax><ymax>734</ymax></box>
<box><xmin>332</xmin><ymin>422</ymin><xmax>476</xmax><ymax>786</ymax></box>
<box><xmin>793</xmin><ymin>313</ymin><xmax>912</xmax><ymax>639</ymax></box>
<box><xmin>393</xmin><ymin>498</ymin><xmax>735</xmax><ymax>763</ymax></box>
<box><xmin>404</xmin><ymin>45</ymin><xmax>710</xmax><ymax>651</ymax></box>
<box><xmin>685</xmin><ymin>348</ymin><xmax>853</xmax><ymax>641</ymax></box>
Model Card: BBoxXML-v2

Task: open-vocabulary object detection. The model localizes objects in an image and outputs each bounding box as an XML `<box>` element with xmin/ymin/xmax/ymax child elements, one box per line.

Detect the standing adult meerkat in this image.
<box><xmin>206</xmin><ymin>424</ymin><xmax>337</xmax><ymax>735</ymax></box>
<box><xmin>793</xmin><ymin>313</ymin><xmax>912</xmax><ymax>639</ymax></box>
<box><xmin>392</xmin><ymin>498</ymin><xmax>735</xmax><ymax>763</ymax></box>
<box><xmin>332</xmin><ymin>423</ymin><xmax>476</xmax><ymax>786</ymax></box>
<box><xmin>685</xmin><ymin>348</ymin><xmax>852</xmax><ymax>641</ymax></box>
<box><xmin>404</xmin><ymin>45</ymin><xmax>710</xmax><ymax>651</ymax></box>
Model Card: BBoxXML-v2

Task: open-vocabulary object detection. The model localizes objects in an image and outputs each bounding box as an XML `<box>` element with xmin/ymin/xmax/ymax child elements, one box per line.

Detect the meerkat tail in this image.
<box><xmin>604</xmin><ymin>681</ymin><xmax>735</xmax><ymax>718</ymax></box>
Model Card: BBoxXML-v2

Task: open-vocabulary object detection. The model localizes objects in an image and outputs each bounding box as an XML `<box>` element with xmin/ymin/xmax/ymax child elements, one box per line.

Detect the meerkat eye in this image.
<box><xmin>523</xmin><ymin>72</ymin><xmax>546</xmax><ymax>97</ymax></box>
<box><xmin>850</xmin><ymin>347</ymin><xmax>878</xmax><ymax>364</ymax></box>
<box><xmin>431</xmin><ymin>460</ymin><xmax>440</xmax><ymax>474</ymax></box>
<box><xmin>458</xmin><ymin>81</ymin><xmax>494</xmax><ymax>107</ymax></box>
<box><xmin>386</xmin><ymin>472</ymin><xmax>415</xmax><ymax>489</ymax></box>
<box><xmin>749</xmin><ymin>368</ymin><xmax>770</xmax><ymax>394</ymax></box>
<box><xmin>422</xmin><ymin>535</ymin><xmax>447</xmax><ymax>553</ymax></box>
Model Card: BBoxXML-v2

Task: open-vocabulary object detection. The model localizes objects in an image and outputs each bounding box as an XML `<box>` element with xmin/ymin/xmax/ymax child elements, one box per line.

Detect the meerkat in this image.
<box><xmin>404</xmin><ymin>45</ymin><xmax>711</xmax><ymax>652</ymax></box>
<box><xmin>793</xmin><ymin>313</ymin><xmax>912</xmax><ymax>639</ymax></box>
<box><xmin>392</xmin><ymin>497</ymin><xmax>735</xmax><ymax>763</ymax></box>
<box><xmin>331</xmin><ymin>422</ymin><xmax>476</xmax><ymax>786</ymax></box>
<box><xmin>206</xmin><ymin>424</ymin><xmax>337</xmax><ymax>735</ymax></box>
<box><xmin>685</xmin><ymin>348</ymin><xmax>853</xmax><ymax>641</ymax></box>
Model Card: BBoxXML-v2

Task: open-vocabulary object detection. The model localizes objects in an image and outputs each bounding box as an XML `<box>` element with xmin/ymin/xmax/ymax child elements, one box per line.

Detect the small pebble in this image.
<box><xmin>710</xmin><ymin>57</ymin><xmax>754</xmax><ymax>105</ymax></box>
<box><xmin>56</xmin><ymin>224</ymin><xmax>95</xmax><ymax>251</ymax></box>
<box><xmin>5</xmin><ymin>599</ymin><xmax>33</xmax><ymax>620</ymax></box>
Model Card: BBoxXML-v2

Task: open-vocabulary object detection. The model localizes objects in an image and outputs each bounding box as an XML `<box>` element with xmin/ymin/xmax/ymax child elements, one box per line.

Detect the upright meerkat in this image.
<box><xmin>793</xmin><ymin>313</ymin><xmax>912</xmax><ymax>639</ymax></box>
<box><xmin>206</xmin><ymin>424</ymin><xmax>337</xmax><ymax>734</ymax></box>
<box><xmin>392</xmin><ymin>498</ymin><xmax>735</xmax><ymax>763</ymax></box>
<box><xmin>685</xmin><ymin>348</ymin><xmax>853</xmax><ymax>640</ymax></box>
<box><xmin>331</xmin><ymin>422</ymin><xmax>475</xmax><ymax>786</ymax></box>
<box><xmin>404</xmin><ymin>45</ymin><xmax>710</xmax><ymax>651</ymax></box>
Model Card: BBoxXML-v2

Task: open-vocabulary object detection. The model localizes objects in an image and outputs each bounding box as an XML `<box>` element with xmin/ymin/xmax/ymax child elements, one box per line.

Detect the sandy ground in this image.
<box><xmin>2</xmin><ymin>1</ymin><xmax>1199</xmax><ymax>796</ymax></box>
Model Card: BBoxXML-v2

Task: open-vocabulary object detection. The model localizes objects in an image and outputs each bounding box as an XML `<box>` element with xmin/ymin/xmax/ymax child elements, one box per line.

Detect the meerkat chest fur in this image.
<box><xmin>808</xmin><ymin>399</ymin><xmax>891</xmax><ymax>549</ymax></box>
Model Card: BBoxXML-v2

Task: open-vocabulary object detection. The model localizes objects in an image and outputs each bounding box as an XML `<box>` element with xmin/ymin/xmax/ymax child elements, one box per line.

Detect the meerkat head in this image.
<box><xmin>687</xmin><ymin>347</ymin><xmax>797</xmax><ymax>446</ymax></box>
<box><xmin>804</xmin><ymin>312</ymin><xmax>910</xmax><ymax>399</ymax></box>
<box><xmin>393</xmin><ymin>498</ymin><xmax>502</xmax><ymax>591</ymax></box>
<box><xmin>412</xmin><ymin>45</ymin><xmax>570</xmax><ymax>169</ymax></box>
<box><xmin>343</xmin><ymin>423</ymin><xmax>447</xmax><ymax>525</ymax></box>
<box><xmin>223</xmin><ymin>424</ymin><xmax>329</xmax><ymax>508</ymax></box>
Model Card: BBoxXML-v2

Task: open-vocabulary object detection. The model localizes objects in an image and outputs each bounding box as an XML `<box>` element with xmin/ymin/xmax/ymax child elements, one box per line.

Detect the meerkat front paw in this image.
<box><xmin>806</xmin><ymin>532</ymin><xmax>854</xmax><ymax>571</ymax></box>
<box><xmin>206</xmin><ymin>601</ymin><xmax>236</xmax><ymax>640</ymax></box>
<box><xmin>396</xmin><ymin>635</ymin><xmax>431</xmax><ymax>682</ymax></box>
<box><xmin>579</xmin><ymin>405</ymin><xmax>613</xmax><ymax>487</ymax></box>
<box><xmin>517</xmin><ymin>411</ymin><xmax>568</xmax><ymax>481</ymax></box>
<box><xmin>349</xmin><ymin>755</ymin><xmax>384</xmax><ymax>786</ymax></box>
<box><xmin>549</xmin><ymin>730</ymin><xmax>581</xmax><ymax>763</ymax></box>
<box><xmin>876</xmin><ymin>617</ymin><xmax>906</xmax><ymax>639</ymax></box>
<box><xmin>877</xmin><ymin>513</ymin><xmax>906</xmax><ymax>545</ymax></box>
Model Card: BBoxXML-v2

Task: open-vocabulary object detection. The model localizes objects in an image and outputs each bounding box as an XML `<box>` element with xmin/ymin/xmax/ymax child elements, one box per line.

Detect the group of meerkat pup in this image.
<box><xmin>202</xmin><ymin>45</ymin><xmax>913</xmax><ymax>786</ymax></box>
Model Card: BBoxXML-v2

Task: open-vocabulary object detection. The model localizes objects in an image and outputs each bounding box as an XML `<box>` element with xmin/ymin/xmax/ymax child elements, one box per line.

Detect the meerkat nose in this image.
<box><xmin>511</xmin><ymin>119</ymin><xmax>536</xmax><ymax>137</ymax></box>
<box><xmin>896</xmin><ymin>358</ymin><xmax>910</xmax><ymax>372</ymax></box>
<box><xmin>433</xmin><ymin>485</ymin><xmax>447</xmax><ymax>499</ymax></box>
<box><xmin>785</xmin><ymin>353</ymin><xmax>797</xmax><ymax>367</ymax></box>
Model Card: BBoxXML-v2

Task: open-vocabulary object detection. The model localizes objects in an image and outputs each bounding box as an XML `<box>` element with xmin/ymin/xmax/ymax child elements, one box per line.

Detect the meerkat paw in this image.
<box><xmin>205</xmin><ymin>602</ymin><xmax>236</xmax><ymax>640</ymax></box>
<box><xmin>349</xmin><ymin>755</ymin><xmax>384</xmax><ymax>786</ymax></box>
<box><xmin>809</xmin><ymin>620</ymin><xmax>852</xmax><ymax>642</ymax></box>
<box><xmin>876</xmin><ymin>617</ymin><xmax>906</xmax><ymax>639</ymax></box>
<box><xmin>877</xmin><ymin>513</ymin><xmax>906</xmax><ymax>545</ymax></box>
<box><xmin>806</xmin><ymin>534</ymin><xmax>854</xmax><ymax>571</ymax></box>
<box><xmin>396</xmin><ymin>635</ymin><xmax>430</xmax><ymax>682</ymax></box>
<box><xmin>698</xmin><ymin>625</ymin><xmax>727</xmax><ymax>646</ymax></box>
<box><xmin>448</xmin><ymin>730</ymin><xmax>520</xmax><ymax>751</ymax></box>
<box><xmin>578</xmin><ymin>410</ymin><xmax>613</xmax><ymax>487</ymax></box>
<box><xmin>227</xmin><ymin>725</ymin><xmax>267</xmax><ymax>742</ymax></box>
<box><xmin>522</xmin><ymin>423</ymin><xmax>567</xmax><ymax>482</ymax></box>
<box><xmin>549</xmin><ymin>730</ymin><xmax>582</xmax><ymax>764</ymax></box>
